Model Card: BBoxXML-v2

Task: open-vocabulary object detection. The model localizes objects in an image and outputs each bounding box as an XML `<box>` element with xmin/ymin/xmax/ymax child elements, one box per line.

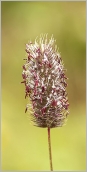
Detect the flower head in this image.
<box><xmin>21</xmin><ymin>34</ymin><xmax>69</xmax><ymax>128</ymax></box>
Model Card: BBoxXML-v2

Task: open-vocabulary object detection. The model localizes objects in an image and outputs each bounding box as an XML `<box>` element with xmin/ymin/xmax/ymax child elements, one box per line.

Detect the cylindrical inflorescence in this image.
<box><xmin>21</xmin><ymin>34</ymin><xmax>69</xmax><ymax>128</ymax></box>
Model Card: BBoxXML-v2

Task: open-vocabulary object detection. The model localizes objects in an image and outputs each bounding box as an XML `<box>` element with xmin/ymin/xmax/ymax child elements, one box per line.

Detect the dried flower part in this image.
<box><xmin>22</xmin><ymin>34</ymin><xmax>69</xmax><ymax>128</ymax></box>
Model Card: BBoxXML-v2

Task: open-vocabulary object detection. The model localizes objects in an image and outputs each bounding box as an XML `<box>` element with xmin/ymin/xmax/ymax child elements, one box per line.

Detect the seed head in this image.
<box><xmin>21</xmin><ymin>34</ymin><xmax>69</xmax><ymax>128</ymax></box>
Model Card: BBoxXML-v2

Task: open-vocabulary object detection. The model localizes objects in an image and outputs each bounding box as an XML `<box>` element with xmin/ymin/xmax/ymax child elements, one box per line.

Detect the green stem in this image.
<box><xmin>48</xmin><ymin>127</ymin><xmax>53</xmax><ymax>171</ymax></box>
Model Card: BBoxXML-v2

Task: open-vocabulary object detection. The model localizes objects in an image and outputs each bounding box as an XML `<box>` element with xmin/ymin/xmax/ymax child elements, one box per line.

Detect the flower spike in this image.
<box><xmin>22</xmin><ymin>34</ymin><xmax>69</xmax><ymax>128</ymax></box>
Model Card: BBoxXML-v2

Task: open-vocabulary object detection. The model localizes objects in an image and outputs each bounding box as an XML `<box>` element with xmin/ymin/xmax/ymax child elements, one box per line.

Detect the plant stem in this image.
<box><xmin>48</xmin><ymin>127</ymin><xmax>53</xmax><ymax>171</ymax></box>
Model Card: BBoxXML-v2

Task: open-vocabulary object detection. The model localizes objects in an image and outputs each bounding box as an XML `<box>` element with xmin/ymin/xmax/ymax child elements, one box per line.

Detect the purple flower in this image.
<box><xmin>21</xmin><ymin>34</ymin><xmax>69</xmax><ymax>128</ymax></box>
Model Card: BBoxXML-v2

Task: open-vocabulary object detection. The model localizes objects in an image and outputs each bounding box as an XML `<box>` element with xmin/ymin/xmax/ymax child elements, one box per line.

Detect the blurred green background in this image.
<box><xmin>1</xmin><ymin>1</ymin><xmax>86</xmax><ymax>171</ymax></box>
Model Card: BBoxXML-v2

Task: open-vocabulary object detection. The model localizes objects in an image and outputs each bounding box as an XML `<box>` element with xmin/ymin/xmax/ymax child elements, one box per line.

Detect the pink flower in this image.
<box><xmin>21</xmin><ymin>34</ymin><xmax>69</xmax><ymax>128</ymax></box>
